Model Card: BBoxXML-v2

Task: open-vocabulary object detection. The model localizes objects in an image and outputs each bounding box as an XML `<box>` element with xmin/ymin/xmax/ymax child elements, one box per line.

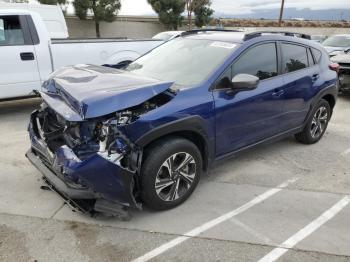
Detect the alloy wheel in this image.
<box><xmin>310</xmin><ymin>106</ymin><xmax>328</xmax><ymax>139</ymax></box>
<box><xmin>154</xmin><ymin>152</ymin><xmax>197</xmax><ymax>202</ymax></box>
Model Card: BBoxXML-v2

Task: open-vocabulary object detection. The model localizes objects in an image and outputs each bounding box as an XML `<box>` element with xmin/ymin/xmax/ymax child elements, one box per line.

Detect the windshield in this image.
<box><xmin>323</xmin><ymin>36</ymin><xmax>350</xmax><ymax>47</ymax></box>
<box><xmin>126</xmin><ymin>38</ymin><xmax>238</xmax><ymax>86</ymax></box>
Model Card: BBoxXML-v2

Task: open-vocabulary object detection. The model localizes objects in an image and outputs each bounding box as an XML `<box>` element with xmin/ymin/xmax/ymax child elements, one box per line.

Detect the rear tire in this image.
<box><xmin>295</xmin><ymin>99</ymin><xmax>331</xmax><ymax>144</ymax></box>
<box><xmin>141</xmin><ymin>137</ymin><xmax>202</xmax><ymax>210</ymax></box>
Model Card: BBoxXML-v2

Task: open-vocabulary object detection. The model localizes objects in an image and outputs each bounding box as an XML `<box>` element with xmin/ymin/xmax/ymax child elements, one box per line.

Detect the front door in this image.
<box><xmin>213</xmin><ymin>42</ymin><xmax>286</xmax><ymax>157</ymax></box>
<box><xmin>0</xmin><ymin>15</ymin><xmax>40</xmax><ymax>99</ymax></box>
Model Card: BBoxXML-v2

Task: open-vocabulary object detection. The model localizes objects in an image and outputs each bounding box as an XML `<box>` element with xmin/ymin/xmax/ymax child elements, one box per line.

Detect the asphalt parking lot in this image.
<box><xmin>1</xmin><ymin>96</ymin><xmax>350</xmax><ymax>262</ymax></box>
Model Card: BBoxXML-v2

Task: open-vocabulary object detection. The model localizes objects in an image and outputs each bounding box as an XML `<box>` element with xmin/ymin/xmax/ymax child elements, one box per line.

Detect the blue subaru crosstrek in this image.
<box><xmin>26</xmin><ymin>30</ymin><xmax>339</xmax><ymax>218</ymax></box>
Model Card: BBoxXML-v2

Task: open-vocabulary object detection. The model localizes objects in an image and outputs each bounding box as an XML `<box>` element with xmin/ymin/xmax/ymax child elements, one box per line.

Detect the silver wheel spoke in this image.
<box><xmin>319</xmin><ymin>113</ymin><xmax>328</xmax><ymax>122</ymax></box>
<box><xmin>166</xmin><ymin>179</ymin><xmax>180</xmax><ymax>201</ymax></box>
<box><xmin>179</xmin><ymin>170</ymin><xmax>195</xmax><ymax>187</ymax></box>
<box><xmin>311</xmin><ymin>117</ymin><xmax>317</xmax><ymax>126</ymax></box>
<box><xmin>311</xmin><ymin>125</ymin><xmax>319</xmax><ymax>137</ymax></box>
<box><xmin>319</xmin><ymin>107</ymin><xmax>326</xmax><ymax>117</ymax></box>
<box><xmin>162</xmin><ymin>155</ymin><xmax>175</xmax><ymax>174</ymax></box>
<box><xmin>318</xmin><ymin>123</ymin><xmax>323</xmax><ymax>133</ymax></box>
<box><xmin>155</xmin><ymin>179</ymin><xmax>175</xmax><ymax>194</ymax></box>
<box><xmin>175</xmin><ymin>153</ymin><xmax>195</xmax><ymax>172</ymax></box>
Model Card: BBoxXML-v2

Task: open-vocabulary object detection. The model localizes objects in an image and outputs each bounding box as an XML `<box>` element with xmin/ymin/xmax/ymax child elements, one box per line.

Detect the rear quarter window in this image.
<box><xmin>281</xmin><ymin>43</ymin><xmax>308</xmax><ymax>73</ymax></box>
<box><xmin>307</xmin><ymin>48</ymin><xmax>315</xmax><ymax>66</ymax></box>
<box><xmin>311</xmin><ymin>48</ymin><xmax>322</xmax><ymax>64</ymax></box>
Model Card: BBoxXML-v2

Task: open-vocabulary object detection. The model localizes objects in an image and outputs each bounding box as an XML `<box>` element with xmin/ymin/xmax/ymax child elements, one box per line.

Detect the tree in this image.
<box><xmin>73</xmin><ymin>0</ymin><xmax>121</xmax><ymax>38</ymax></box>
<box><xmin>194</xmin><ymin>5</ymin><xmax>213</xmax><ymax>27</ymax></box>
<box><xmin>148</xmin><ymin>0</ymin><xmax>186</xmax><ymax>30</ymax></box>
<box><xmin>38</xmin><ymin>0</ymin><xmax>66</xmax><ymax>5</ymax></box>
<box><xmin>186</xmin><ymin>0</ymin><xmax>212</xmax><ymax>30</ymax></box>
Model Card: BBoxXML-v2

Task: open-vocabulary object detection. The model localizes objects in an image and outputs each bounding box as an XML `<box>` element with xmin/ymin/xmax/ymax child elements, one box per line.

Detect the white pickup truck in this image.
<box><xmin>0</xmin><ymin>4</ymin><xmax>163</xmax><ymax>99</ymax></box>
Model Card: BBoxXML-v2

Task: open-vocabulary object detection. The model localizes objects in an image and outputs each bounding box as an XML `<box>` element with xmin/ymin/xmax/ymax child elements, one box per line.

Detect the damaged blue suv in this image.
<box><xmin>26</xmin><ymin>30</ymin><xmax>338</xmax><ymax>218</ymax></box>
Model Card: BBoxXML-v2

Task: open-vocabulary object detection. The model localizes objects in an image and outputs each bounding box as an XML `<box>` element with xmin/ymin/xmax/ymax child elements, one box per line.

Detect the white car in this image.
<box><xmin>0</xmin><ymin>4</ymin><xmax>163</xmax><ymax>100</ymax></box>
<box><xmin>322</xmin><ymin>34</ymin><xmax>350</xmax><ymax>57</ymax></box>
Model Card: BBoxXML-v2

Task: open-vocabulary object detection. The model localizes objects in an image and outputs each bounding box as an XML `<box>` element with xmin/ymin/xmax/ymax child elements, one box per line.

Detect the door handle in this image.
<box><xmin>272</xmin><ymin>89</ymin><xmax>284</xmax><ymax>97</ymax></box>
<box><xmin>20</xmin><ymin>52</ymin><xmax>35</xmax><ymax>61</ymax></box>
<box><xmin>312</xmin><ymin>74</ymin><xmax>319</xmax><ymax>82</ymax></box>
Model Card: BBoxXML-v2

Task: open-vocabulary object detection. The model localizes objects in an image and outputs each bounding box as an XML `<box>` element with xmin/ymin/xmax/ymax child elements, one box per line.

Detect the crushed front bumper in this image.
<box><xmin>26</xmin><ymin>110</ymin><xmax>140</xmax><ymax>217</ymax></box>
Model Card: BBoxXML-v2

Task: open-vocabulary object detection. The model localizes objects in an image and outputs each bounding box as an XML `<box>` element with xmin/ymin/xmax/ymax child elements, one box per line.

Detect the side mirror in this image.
<box><xmin>231</xmin><ymin>74</ymin><xmax>259</xmax><ymax>90</ymax></box>
<box><xmin>345</xmin><ymin>48</ymin><xmax>350</xmax><ymax>54</ymax></box>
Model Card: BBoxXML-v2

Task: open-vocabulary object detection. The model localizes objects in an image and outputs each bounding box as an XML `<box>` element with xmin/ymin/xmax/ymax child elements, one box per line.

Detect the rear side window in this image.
<box><xmin>282</xmin><ymin>43</ymin><xmax>309</xmax><ymax>73</ymax></box>
<box><xmin>232</xmin><ymin>43</ymin><xmax>278</xmax><ymax>80</ymax></box>
<box><xmin>311</xmin><ymin>48</ymin><xmax>322</xmax><ymax>64</ymax></box>
<box><xmin>0</xmin><ymin>16</ymin><xmax>25</xmax><ymax>46</ymax></box>
<box><xmin>307</xmin><ymin>48</ymin><xmax>315</xmax><ymax>66</ymax></box>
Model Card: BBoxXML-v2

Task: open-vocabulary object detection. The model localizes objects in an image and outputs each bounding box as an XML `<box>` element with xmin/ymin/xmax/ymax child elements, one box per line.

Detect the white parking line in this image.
<box><xmin>132</xmin><ymin>177</ymin><xmax>299</xmax><ymax>262</ymax></box>
<box><xmin>257</xmin><ymin>196</ymin><xmax>350</xmax><ymax>262</ymax></box>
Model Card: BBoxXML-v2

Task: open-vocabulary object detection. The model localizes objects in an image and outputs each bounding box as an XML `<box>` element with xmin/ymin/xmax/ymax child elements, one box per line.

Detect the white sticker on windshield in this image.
<box><xmin>210</xmin><ymin>42</ymin><xmax>236</xmax><ymax>49</ymax></box>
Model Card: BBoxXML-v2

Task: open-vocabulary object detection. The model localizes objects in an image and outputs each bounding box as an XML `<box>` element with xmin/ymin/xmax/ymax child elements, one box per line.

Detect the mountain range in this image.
<box><xmin>215</xmin><ymin>8</ymin><xmax>350</xmax><ymax>21</ymax></box>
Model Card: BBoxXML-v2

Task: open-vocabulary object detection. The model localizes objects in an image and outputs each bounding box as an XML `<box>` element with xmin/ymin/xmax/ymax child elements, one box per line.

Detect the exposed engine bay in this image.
<box><xmin>26</xmin><ymin>89</ymin><xmax>175</xmax><ymax>219</ymax></box>
<box><xmin>25</xmin><ymin>64</ymin><xmax>179</xmax><ymax>218</ymax></box>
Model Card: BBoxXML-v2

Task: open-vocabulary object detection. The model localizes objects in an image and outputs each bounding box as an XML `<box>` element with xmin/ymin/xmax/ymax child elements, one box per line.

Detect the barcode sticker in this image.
<box><xmin>210</xmin><ymin>42</ymin><xmax>236</xmax><ymax>49</ymax></box>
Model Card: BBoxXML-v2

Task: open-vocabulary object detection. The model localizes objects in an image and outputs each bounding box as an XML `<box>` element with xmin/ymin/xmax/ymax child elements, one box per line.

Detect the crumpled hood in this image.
<box><xmin>41</xmin><ymin>64</ymin><xmax>174</xmax><ymax>120</ymax></box>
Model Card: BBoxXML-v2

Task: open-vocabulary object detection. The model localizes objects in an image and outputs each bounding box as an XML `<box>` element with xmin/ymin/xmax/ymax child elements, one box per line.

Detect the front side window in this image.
<box><xmin>282</xmin><ymin>43</ymin><xmax>308</xmax><ymax>73</ymax></box>
<box><xmin>232</xmin><ymin>43</ymin><xmax>278</xmax><ymax>80</ymax></box>
<box><xmin>0</xmin><ymin>16</ymin><xmax>25</xmax><ymax>46</ymax></box>
<box><xmin>126</xmin><ymin>38</ymin><xmax>238</xmax><ymax>86</ymax></box>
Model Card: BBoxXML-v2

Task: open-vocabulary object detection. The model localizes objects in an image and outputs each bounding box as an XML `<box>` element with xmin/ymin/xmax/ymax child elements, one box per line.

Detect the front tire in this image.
<box><xmin>141</xmin><ymin>137</ymin><xmax>202</xmax><ymax>210</ymax></box>
<box><xmin>295</xmin><ymin>99</ymin><xmax>331</xmax><ymax>144</ymax></box>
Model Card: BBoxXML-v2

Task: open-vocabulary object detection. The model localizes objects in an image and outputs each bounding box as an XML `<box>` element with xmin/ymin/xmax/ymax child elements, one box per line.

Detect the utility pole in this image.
<box><xmin>278</xmin><ymin>0</ymin><xmax>285</xmax><ymax>27</ymax></box>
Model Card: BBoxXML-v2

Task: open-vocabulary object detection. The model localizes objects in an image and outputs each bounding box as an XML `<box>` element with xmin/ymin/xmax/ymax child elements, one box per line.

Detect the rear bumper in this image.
<box><xmin>27</xmin><ymin>110</ymin><xmax>141</xmax><ymax>214</ymax></box>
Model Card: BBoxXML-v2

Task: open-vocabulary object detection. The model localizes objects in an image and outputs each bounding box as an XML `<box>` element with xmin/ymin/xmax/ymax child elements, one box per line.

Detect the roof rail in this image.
<box><xmin>181</xmin><ymin>29</ymin><xmax>243</xmax><ymax>36</ymax></box>
<box><xmin>243</xmin><ymin>31</ymin><xmax>311</xmax><ymax>41</ymax></box>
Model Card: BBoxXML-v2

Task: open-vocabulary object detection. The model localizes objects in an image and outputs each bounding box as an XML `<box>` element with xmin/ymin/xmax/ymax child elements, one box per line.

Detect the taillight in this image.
<box><xmin>329</xmin><ymin>63</ymin><xmax>340</xmax><ymax>73</ymax></box>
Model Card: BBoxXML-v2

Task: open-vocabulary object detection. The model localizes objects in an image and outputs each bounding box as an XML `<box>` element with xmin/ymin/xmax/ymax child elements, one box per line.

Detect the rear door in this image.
<box><xmin>279</xmin><ymin>42</ymin><xmax>320</xmax><ymax>131</ymax></box>
<box><xmin>0</xmin><ymin>15</ymin><xmax>40</xmax><ymax>99</ymax></box>
<box><xmin>213</xmin><ymin>42</ymin><xmax>286</xmax><ymax>156</ymax></box>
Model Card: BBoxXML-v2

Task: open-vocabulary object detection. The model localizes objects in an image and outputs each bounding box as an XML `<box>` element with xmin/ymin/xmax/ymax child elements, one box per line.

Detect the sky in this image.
<box><xmin>118</xmin><ymin>0</ymin><xmax>350</xmax><ymax>16</ymax></box>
